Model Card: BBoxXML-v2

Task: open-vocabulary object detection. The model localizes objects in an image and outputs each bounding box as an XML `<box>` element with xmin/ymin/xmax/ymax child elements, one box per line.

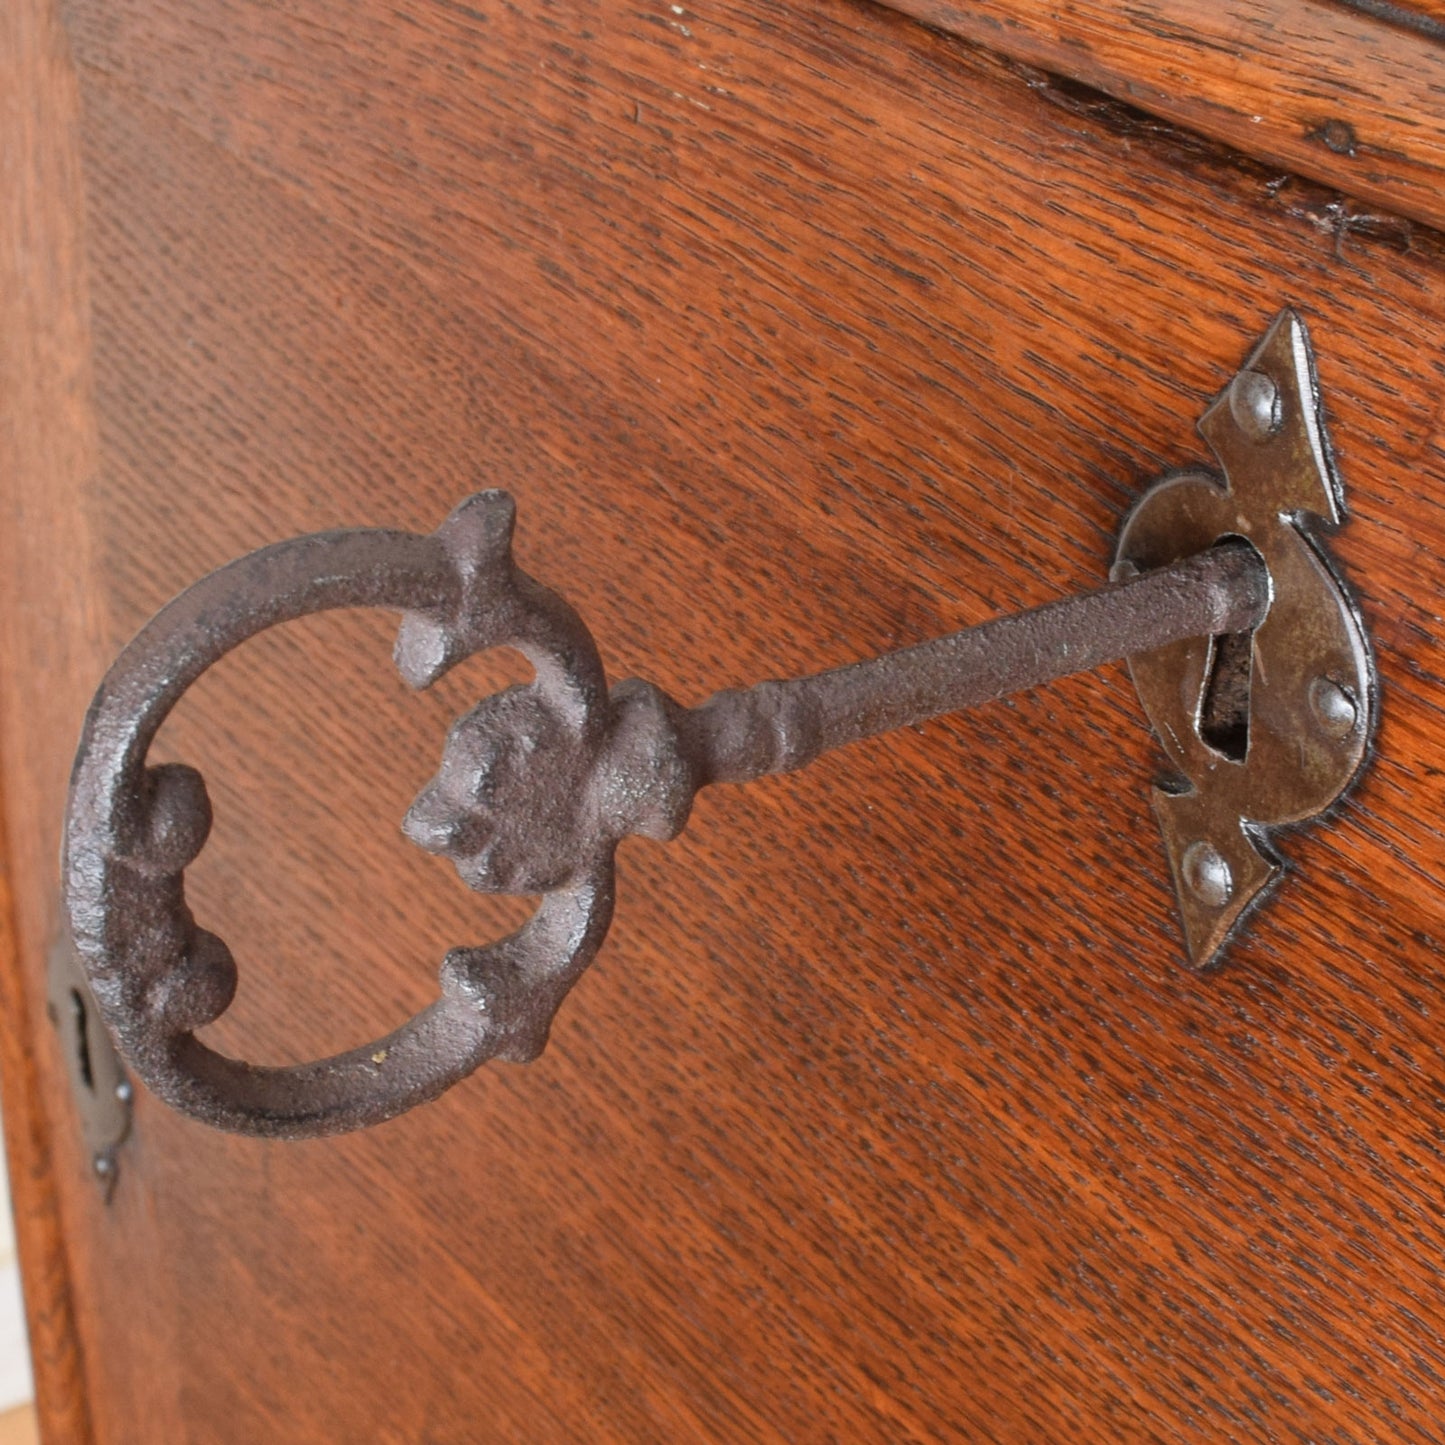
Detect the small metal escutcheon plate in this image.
<box><xmin>1113</xmin><ymin>310</ymin><xmax>1375</xmax><ymax>970</ymax></box>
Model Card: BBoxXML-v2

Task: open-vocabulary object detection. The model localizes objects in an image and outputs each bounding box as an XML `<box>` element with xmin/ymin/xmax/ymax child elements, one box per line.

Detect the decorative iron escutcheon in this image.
<box><xmin>1113</xmin><ymin>311</ymin><xmax>1373</xmax><ymax>965</ymax></box>
<box><xmin>63</xmin><ymin>310</ymin><xmax>1373</xmax><ymax>1139</ymax></box>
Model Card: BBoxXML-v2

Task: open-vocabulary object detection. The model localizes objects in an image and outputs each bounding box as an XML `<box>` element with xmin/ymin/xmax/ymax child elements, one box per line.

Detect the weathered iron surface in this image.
<box><xmin>1114</xmin><ymin>310</ymin><xmax>1375</xmax><ymax>968</ymax></box>
<box><xmin>62</xmin><ymin>311</ymin><xmax>1368</xmax><ymax>1139</ymax></box>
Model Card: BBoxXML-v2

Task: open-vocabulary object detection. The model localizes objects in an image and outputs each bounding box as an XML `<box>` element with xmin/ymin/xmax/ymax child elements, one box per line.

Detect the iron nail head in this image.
<box><xmin>1309</xmin><ymin>677</ymin><xmax>1357</xmax><ymax>739</ymax></box>
<box><xmin>1229</xmin><ymin>369</ymin><xmax>1282</xmax><ymax>441</ymax></box>
<box><xmin>1182</xmin><ymin>840</ymin><xmax>1234</xmax><ymax>908</ymax></box>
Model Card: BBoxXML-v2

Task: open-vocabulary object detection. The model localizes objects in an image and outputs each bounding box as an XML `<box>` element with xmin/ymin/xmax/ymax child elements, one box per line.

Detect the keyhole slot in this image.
<box><xmin>70</xmin><ymin>987</ymin><xmax>96</xmax><ymax>1094</ymax></box>
<box><xmin>1196</xmin><ymin>537</ymin><xmax>1267</xmax><ymax>763</ymax></box>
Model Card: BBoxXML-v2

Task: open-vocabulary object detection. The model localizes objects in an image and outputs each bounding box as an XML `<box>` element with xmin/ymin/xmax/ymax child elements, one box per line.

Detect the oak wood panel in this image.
<box><xmin>875</xmin><ymin>0</ymin><xmax>1445</xmax><ymax>238</ymax></box>
<box><xmin>6</xmin><ymin>0</ymin><xmax>1445</xmax><ymax>1439</ymax></box>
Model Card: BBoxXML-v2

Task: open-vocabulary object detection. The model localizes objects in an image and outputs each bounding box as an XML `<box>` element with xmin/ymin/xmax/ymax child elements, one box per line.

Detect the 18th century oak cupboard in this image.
<box><xmin>4</xmin><ymin>0</ymin><xmax>1445</xmax><ymax>1439</ymax></box>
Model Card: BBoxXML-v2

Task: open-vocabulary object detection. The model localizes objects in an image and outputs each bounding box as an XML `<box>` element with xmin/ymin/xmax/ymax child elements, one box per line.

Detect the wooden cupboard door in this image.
<box><xmin>4</xmin><ymin>0</ymin><xmax>1445</xmax><ymax>1440</ymax></box>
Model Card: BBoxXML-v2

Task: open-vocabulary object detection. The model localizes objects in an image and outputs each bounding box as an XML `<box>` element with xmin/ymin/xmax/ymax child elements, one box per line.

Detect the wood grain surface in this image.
<box><xmin>6</xmin><ymin>0</ymin><xmax>1445</xmax><ymax>1439</ymax></box>
<box><xmin>879</xmin><ymin>0</ymin><xmax>1445</xmax><ymax>239</ymax></box>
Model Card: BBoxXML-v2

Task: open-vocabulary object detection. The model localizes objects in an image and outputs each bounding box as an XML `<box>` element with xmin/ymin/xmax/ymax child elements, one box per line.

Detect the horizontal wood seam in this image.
<box><xmin>869</xmin><ymin>0</ymin><xmax>1445</xmax><ymax>235</ymax></box>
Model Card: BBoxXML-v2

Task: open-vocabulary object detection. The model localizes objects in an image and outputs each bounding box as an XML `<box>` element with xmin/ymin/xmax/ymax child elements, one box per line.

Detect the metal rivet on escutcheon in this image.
<box><xmin>1229</xmin><ymin>368</ymin><xmax>1282</xmax><ymax>440</ymax></box>
<box><xmin>1309</xmin><ymin>677</ymin><xmax>1358</xmax><ymax>740</ymax></box>
<box><xmin>1182</xmin><ymin>840</ymin><xmax>1234</xmax><ymax>908</ymax></box>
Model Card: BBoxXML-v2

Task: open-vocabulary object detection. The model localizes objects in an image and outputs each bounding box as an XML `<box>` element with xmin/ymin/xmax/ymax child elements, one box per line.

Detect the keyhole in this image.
<box><xmin>70</xmin><ymin>988</ymin><xmax>96</xmax><ymax>1093</ymax></box>
<box><xmin>1196</xmin><ymin>537</ymin><xmax>1266</xmax><ymax>764</ymax></box>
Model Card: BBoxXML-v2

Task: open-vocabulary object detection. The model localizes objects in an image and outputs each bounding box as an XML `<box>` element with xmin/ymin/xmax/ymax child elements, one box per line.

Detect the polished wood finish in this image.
<box><xmin>6</xmin><ymin>0</ymin><xmax>1445</xmax><ymax>1438</ymax></box>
